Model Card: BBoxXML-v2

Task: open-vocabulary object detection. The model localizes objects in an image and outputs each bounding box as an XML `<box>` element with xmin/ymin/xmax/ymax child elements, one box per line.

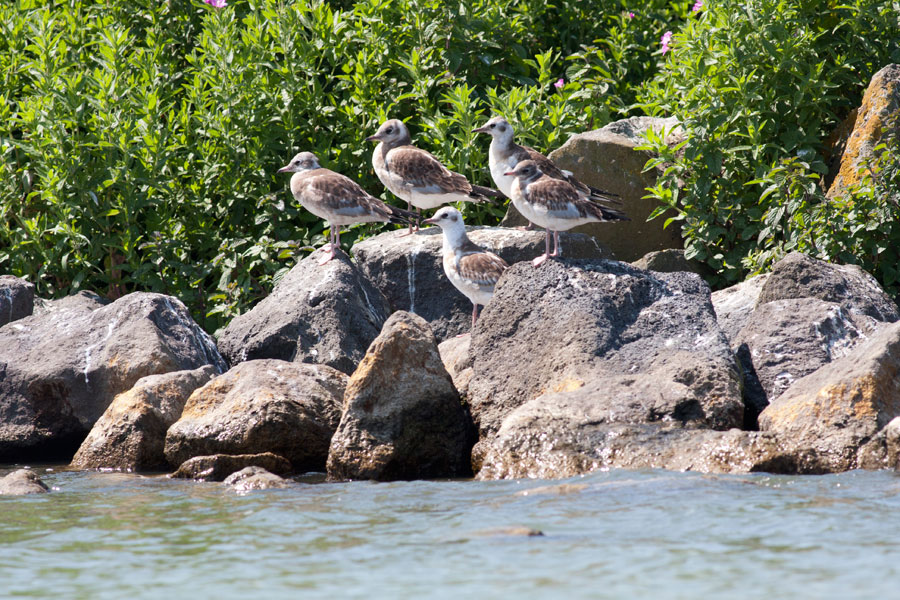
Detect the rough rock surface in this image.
<box><xmin>164</xmin><ymin>359</ymin><xmax>345</xmax><ymax>471</ymax></box>
<box><xmin>630</xmin><ymin>249</ymin><xmax>708</xmax><ymax>277</ymax></box>
<box><xmin>758</xmin><ymin>321</ymin><xmax>900</xmax><ymax>473</ymax></box>
<box><xmin>0</xmin><ymin>292</ymin><xmax>226</xmax><ymax>461</ymax></box>
<box><xmin>224</xmin><ymin>466</ymin><xmax>292</xmax><ymax>491</ymax></box>
<box><xmin>711</xmin><ymin>274</ymin><xmax>770</xmax><ymax>343</ymax></box>
<box><xmin>352</xmin><ymin>226</ymin><xmax>611</xmax><ymax>341</ymax></box>
<box><xmin>478</xmin><ymin>421</ymin><xmax>797</xmax><ymax>480</ymax></box>
<box><xmin>858</xmin><ymin>417</ymin><xmax>900</xmax><ymax>470</ymax></box>
<box><xmin>827</xmin><ymin>64</ymin><xmax>900</xmax><ymax>198</ymax></box>
<box><xmin>438</xmin><ymin>334</ymin><xmax>474</xmax><ymax>399</ymax></box>
<box><xmin>32</xmin><ymin>291</ymin><xmax>109</xmax><ymax>316</ymax></box>
<box><xmin>327</xmin><ymin>312</ymin><xmax>474</xmax><ymax>481</ymax></box>
<box><xmin>0</xmin><ymin>275</ymin><xmax>34</xmax><ymax>327</ymax></box>
<box><xmin>733</xmin><ymin>298</ymin><xmax>883</xmax><ymax>424</ymax></box>
<box><xmin>70</xmin><ymin>366</ymin><xmax>217</xmax><ymax>471</ymax></box>
<box><xmin>467</xmin><ymin>259</ymin><xmax>743</xmax><ymax>440</ymax></box>
<box><xmin>171</xmin><ymin>452</ymin><xmax>292</xmax><ymax>481</ymax></box>
<box><xmin>756</xmin><ymin>252</ymin><xmax>900</xmax><ymax>322</ymax></box>
<box><xmin>502</xmin><ymin>116</ymin><xmax>684</xmax><ymax>261</ymax></box>
<box><xmin>217</xmin><ymin>247</ymin><xmax>391</xmax><ymax>375</ymax></box>
<box><xmin>0</xmin><ymin>469</ymin><xmax>49</xmax><ymax>495</ymax></box>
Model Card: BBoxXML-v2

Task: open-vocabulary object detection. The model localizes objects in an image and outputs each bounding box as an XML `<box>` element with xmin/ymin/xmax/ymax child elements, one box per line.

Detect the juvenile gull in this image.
<box><xmin>424</xmin><ymin>207</ymin><xmax>509</xmax><ymax>330</ymax></box>
<box><xmin>366</xmin><ymin>119</ymin><xmax>502</xmax><ymax>234</ymax></box>
<box><xmin>506</xmin><ymin>160</ymin><xmax>628</xmax><ymax>267</ymax></box>
<box><xmin>277</xmin><ymin>151</ymin><xmax>413</xmax><ymax>265</ymax></box>
<box><xmin>473</xmin><ymin>116</ymin><xmax>620</xmax><ymax>205</ymax></box>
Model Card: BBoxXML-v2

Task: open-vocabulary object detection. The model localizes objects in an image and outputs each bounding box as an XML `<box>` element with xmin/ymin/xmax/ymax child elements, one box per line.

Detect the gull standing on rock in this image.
<box><xmin>366</xmin><ymin>119</ymin><xmax>502</xmax><ymax>234</ymax></box>
<box><xmin>473</xmin><ymin>116</ymin><xmax>620</xmax><ymax>205</ymax></box>
<box><xmin>277</xmin><ymin>151</ymin><xmax>414</xmax><ymax>265</ymax></box>
<box><xmin>424</xmin><ymin>206</ymin><xmax>509</xmax><ymax>330</ymax></box>
<box><xmin>506</xmin><ymin>160</ymin><xmax>629</xmax><ymax>267</ymax></box>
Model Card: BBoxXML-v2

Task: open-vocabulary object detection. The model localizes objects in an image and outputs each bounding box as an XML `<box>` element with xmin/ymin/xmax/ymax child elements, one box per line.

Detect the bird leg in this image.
<box><xmin>532</xmin><ymin>229</ymin><xmax>551</xmax><ymax>267</ymax></box>
<box><xmin>472</xmin><ymin>303</ymin><xmax>480</xmax><ymax>329</ymax></box>
<box><xmin>319</xmin><ymin>226</ymin><xmax>336</xmax><ymax>265</ymax></box>
<box><xmin>550</xmin><ymin>230</ymin><xmax>561</xmax><ymax>258</ymax></box>
<box><xmin>398</xmin><ymin>202</ymin><xmax>420</xmax><ymax>237</ymax></box>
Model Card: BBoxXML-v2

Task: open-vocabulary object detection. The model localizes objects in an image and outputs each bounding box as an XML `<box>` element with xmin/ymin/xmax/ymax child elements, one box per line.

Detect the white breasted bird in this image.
<box><xmin>506</xmin><ymin>160</ymin><xmax>628</xmax><ymax>267</ymax></box>
<box><xmin>277</xmin><ymin>151</ymin><xmax>414</xmax><ymax>265</ymax></box>
<box><xmin>423</xmin><ymin>206</ymin><xmax>509</xmax><ymax>330</ymax></box>
<box><xmin>473</xmin><ymin>116</ymin><xmax>621</xmax><ymax>205</ymax></box>
<box><xmin>366</xmin><ymin>119</ymin><xmax>502</xmax><ymax>234</ymax></box>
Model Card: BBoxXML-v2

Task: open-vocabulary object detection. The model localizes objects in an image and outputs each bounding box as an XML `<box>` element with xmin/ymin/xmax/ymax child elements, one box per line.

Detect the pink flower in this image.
<box><xmin>660</xmin><ymin>31</ymin><xmax>673</xmax><ymax>54</ymax></box>
<box><xmin>692</xmin><ymin>0</ymin><xmax>703</xmax><ymax>11</ymax></box>
<box><xmin>628</xmin><ymin>11</ymin><xmax>635</xmax><ymax>18</ymax></box>
<box><xmin>554</xmin><ymin>78</ymin><xmax>565</xmax><ymax>89</ymax></box>
<box><xmin>204</xmin><ymin>0</ymin><xmax>227</xmax><ymax>7</ymax></box>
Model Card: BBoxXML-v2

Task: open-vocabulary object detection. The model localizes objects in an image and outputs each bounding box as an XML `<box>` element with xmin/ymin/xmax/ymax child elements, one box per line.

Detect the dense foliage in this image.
<box><xmin>0</xmin><ymin>0</ymin><xmax>684</xmax><ymax>332</ymax></box>
<box><xmin>639</xmin><ymin>0</ymin><xmax>900</xmax><ymax>285</ymax></box>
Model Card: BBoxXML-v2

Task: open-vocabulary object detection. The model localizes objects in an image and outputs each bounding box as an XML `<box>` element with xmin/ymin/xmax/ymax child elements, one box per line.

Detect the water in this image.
<box><xmin>2</xmin><ymin>467</ymin><xmax>899</xmax><ymax>599</ymax></box>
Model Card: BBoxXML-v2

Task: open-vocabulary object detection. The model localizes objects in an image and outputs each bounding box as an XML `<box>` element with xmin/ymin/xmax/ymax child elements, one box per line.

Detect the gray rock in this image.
<box><xmin>326</xmin><ymin>312</ymin><xmax>474</xmax><ymax>481</ymax></box>
<box><xmin>858</xmin><ymin>417</ymin><xmax>900</xmax><ymax>470</ymax></box>
<box><xmin>70</xmin><ymin>366</ymin><xmax>217</xmax><ymax>472</ymax></box>
<box><xmin>438</xmin><ymin>334</ymin><xmax>474</xmax><ymax>400</ymax></box>
<box><xmin>171</xmin><ymin>452</ymin><xmax>292</xmax><ymax>481</ymax></box>
<box><xmin>0</xmin><ymin>469</ymin><xmax>49</xmax><ymax>495</ymax></box>
<box><xmin>352</xmin><ymin>226</ymin><xmax>611</xmax><ymax>341</ymax></box>
<box><xmin>757</xmin><ymin>252</ymin><xmax>899</xmax><ymax>322</ymax></box>
<box><xmin>224</xmin><ymin>466</ymin><xmax>292</xmax><ymax>491</ymax></box>
<box><xmin>217</xmin><ymin>247</ymin><xmax>391</xmax><ymax>375</ymax></box>
<box><xmin>502</xmin><ymin>116</ymin><xmax>685</xmax><ymax>261</ymax></box>
<box><xmin>711</xmin><ymin>274</ymin><xmax>770</xmax><ymax>342</ymax></box>
<box><xmin>733</xmin><ymin>298</ymin><xmax>883</xmax><ymax>423</ymax></box>
<box><xmin>32</xmin><ymin>290</ymin><xmax>109</xmax><ymax>317</ymax></box>
<box><xmin>164</xmin><ymin>359</ymin><xmax>345</xmax><ymax>471</ymax></box>
<box><xmin>467</xmin><ymin>259</ymin><xmax>743</xmax><ymax>440</ymax></box>
<box><xmin>759</xmin><ymin>321</ymin><xmax>900</xmax><ymax>473</ymax></box>
<box><xmin>630</xmin><ymin>249</ymin><xmax>708</xmax><ymax>277</ymax></box>
<box><xmin>0</xmin><ymin>292</ymin><xmax>226</xmax><ymax>462</ymax></box>
<box><xmin>478</xmin><ymin>419</ymin><xmax>798</xmax><ymax>480</ymax></box>
<box><xmin>0</xmin><ymin>276</ymin><xmax>34</xmax><ymax>327</ymax></box>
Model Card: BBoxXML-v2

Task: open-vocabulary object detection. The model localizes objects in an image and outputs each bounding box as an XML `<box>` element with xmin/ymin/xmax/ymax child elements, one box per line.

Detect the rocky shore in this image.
<box><xmin>2</xmin><ymin>81</ymin><xmax>900</xmax><ymax>493</ymax></box>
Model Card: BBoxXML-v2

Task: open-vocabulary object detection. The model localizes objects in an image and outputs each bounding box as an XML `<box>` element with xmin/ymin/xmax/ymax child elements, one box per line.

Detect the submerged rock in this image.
<box><xmin>171</xmin><ymin>452</ymin><xmax>292</xmax><ymax>481</ymax></box>
<box><xmin>216</xmin><ymin>247</ymin><xmax>391</xmax><ymax>375</ymax></box>
<box><xmin>759</xmin><ymin>321</ymin><xmax>900</xmax><ymax>473</ymax></box>
<box><xmin>224</xmin><ymin>466</ymin><xmax>292</xmax><ymax>491</ymax></box>
<box><xmin>71</xmin><ymin>366</ymin><xmax>217</xmax><ymax>472</ymax></box>
<box><xmin>164</xmin><ymin>359</ymin><xmax>345</xmax><ymax>471</ymax></box>
<box><xmin>0</xmin><ymin>469</ymin><xmax>49</xmax><ymax>495</ymax></box>
<box><xmin>352</xmin><ymin>226</ymin><xmax>610</xmax><ymax>341</ymax></box>
<box><xmin>0</xmin><ymin>275</ymin><xmax>34</xmax><ymax>327</ymax></box>
<box><xmin>0</xmin><ymin>292</ymin><xmax>226</xmax><ymax>462</ymax></box>
<box><xmin>327</xmin><ymin>312</ymin><xmax>474</xmax><ymax>481</ymax></box>
<box><xmin>467</xmin><ymin>259</ymin><xmax>743</xmax><ymax>441</ymax></box>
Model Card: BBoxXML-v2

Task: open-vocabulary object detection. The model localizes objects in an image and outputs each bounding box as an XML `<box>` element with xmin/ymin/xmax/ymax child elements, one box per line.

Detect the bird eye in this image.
<box><xmin>490</xmin><ymin>123</ymin><xmax>496</xmax><ymax>129</ymax></box>
<box><xmin>386</xmin><ymin>127</ymin><xmax>393</xmax><ymax>134</ymax></box>
<box><xmin>294</xmin><ymin>160</ymin><xmax>300</xmax><ymax>165</ymax></box>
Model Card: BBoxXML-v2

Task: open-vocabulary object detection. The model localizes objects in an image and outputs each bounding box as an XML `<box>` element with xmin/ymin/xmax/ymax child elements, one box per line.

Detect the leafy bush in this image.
<box><xmin>1</xmin><ymin>0</ymin><xmax>685</xmax><ymax>332</ymax></box>
<box><xmin>640</xmin><ymin>0</ymin><xmax>900</xmax><ymax>285</ymax></box>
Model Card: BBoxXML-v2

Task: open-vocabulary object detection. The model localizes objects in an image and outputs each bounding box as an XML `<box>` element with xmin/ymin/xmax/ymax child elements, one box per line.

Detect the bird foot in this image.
<box><xmin>532</xmin><ymin>254</ymin><xmax>549</xmax><ymax>268</ymax></box>
<box><xmin>318</xmin><ymin>247</ymin><xmax>336</xmax><ymax>265</ymax></box>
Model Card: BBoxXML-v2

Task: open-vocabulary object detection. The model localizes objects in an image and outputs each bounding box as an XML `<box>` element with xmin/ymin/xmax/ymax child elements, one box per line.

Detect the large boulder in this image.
<box><xmin>0</xmin><ymin>275</ymin><xmax>34</xmax><ymax>327</ymax></box>
<box><xmin>438</xmin><ymin>334</ymin><xmax>474</xmax><ymax>400</ymax></box>
<box><xmin>326</xmin><ymin>312</ymin><xmax>474</xmax><ymax>481</ymax></box>
<box><xmin>217</xmin><ymin>247</ymin><xmax>390</xmax><ymax>375</ymax></box>
<box><xmin>827</xmin><ymin>64</ymin><xmax>900</xmax><ymax>198</ymax></box>
<box><xmin>164</xmin><ymin>359</ymin><xmax>345</xmax><ymax>472</ymax></box>
<box><xmin>0</xmin><ymin>469</ymin><xmax>49</xmax><ymax>495</ymax></box>
<box><xmin>70</xmin><ymin>366</ymin><xmax>217</xmax><ymax>471</ymax></box>
<box><xmin>501</xmin><ymin>116</ymin><xmax>685</xmax><ymax>261</ymax></box>
<box><xmin>710</xmin><ymin>274</ymin><xmax>770</xmax><ymax>343</ymax></box>
<box><xmin>758</xmin><ymin>321</ymin><xmax>900</xmax><ymax>473</ymax></box>
<box><xmin>467</xmin><ymin>259</ymin><xmax>743</xmax><ymax>442</ymax></box>
<box><xmin>352</xmin><ymin>227</ymin><xmax>610</xmax><ymax>341</ymax></box>
<box><xmin>0</xmin><ymin>292</ymin><xmax>226</xmax><ymax>462</ymax></box>
<box><xmin>171</xmin><ymin>452</ymin><xmax>292</xmax><ymax>481</ymax></box>
<box><xmin>32</xmin><ymin>290</ymin><xmax>109</xmax><ymax>316</ymax></box>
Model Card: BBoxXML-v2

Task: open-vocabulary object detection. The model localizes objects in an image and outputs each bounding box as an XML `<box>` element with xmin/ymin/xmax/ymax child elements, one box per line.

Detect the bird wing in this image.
<box><xmin>526</xmin><ymin>176</ymin><xmax>628</xmax><ymax>222</ymax></box>
<box><xmin>456</xmin><ymin>242</ymin><xmax>509</xmax><ymax>287</ymax></box>
<box><xmin>301</xmin><ymin>170</ymin><xmax>392</xmax><ymax>219</ymax></box>
<box><xmin>386</xmin><ymin>145</ymin><xmax>472</xmax><ymax>195</ymax></box>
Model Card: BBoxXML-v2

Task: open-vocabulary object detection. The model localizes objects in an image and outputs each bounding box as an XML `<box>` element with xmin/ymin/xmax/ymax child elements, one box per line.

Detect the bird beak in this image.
<box><xmin>472</xmin><ymin>125</ymin><xmax>489</xmax><ymax>134</ymax></box>
<box><xmin>365</xmin><ymin>134</ymin><xmax>380</xmax><ymax>142</ymax></box>
<box><xmin>277</xmin><ymin>165</ymin><xmax>291</xmax><ymax>173</ymax></box>
<box><xmin>423</xmin><ymin>216</ymin><xmax>438</xmax><ymax>224</ymax></box>
<box><xmin>503</xmin><ymin>170</ymin><xmax>516</xmax><ymax>176</ymax></box>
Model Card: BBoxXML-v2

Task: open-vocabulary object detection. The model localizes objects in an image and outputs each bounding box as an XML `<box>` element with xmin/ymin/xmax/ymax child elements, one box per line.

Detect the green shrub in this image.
<box><xmin>1</xmin><ymin>0</ymin><xmax>684</xmax><ymax>332</ymax></box>
<box><xmin>639</xmin><ymin>0</ymin><xmax>900</xmax><ymax>285</ymax></box>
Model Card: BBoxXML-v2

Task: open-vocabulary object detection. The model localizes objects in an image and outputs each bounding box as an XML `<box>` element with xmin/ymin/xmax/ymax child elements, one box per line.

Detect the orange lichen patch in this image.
<box><xmin>552</xmin><ymin>378</ymin><xmax>585</xmax><ymax>393</ymax></box>
<box><xmin>827</xmin><ymin>66</ymin><xmax>900</xmax><ymax>198</ymax></box>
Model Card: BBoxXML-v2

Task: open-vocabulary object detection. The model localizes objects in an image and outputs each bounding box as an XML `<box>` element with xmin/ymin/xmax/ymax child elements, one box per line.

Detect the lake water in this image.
<box><xmin>1</xmin><ymin>466</ymin><xmax>898</xmax><ymax>599</ymax></box>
